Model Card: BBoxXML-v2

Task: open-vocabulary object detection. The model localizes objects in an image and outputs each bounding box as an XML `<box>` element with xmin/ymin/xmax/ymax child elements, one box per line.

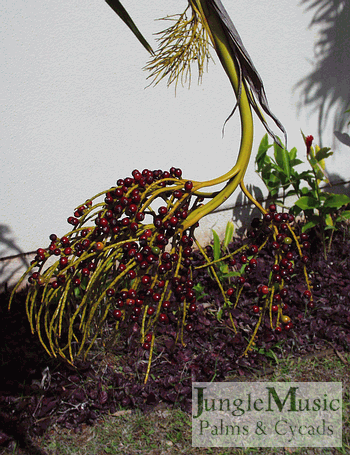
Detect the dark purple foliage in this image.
<box><xmin>0</xmin><ymin>226</ymin><xmax>349</xmax><ymax>447</ymax></box>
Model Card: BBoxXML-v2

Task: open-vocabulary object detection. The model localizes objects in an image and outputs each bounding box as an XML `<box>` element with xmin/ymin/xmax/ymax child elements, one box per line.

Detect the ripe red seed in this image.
<box><xmin>59</xmin><ymin>257</ymin><xmax>68</xmax><ymax>268</ymax></box>
<box><xmin>258</xmin><ymin>285</ymin><xmax>269</xmax><ymax>295</ymax></box>
<box><xmin>303</xmin><ymin>290</ymin><xmax>312</xmax><ymax>299</ymax></box>
<box><xmin>159</xmin><ymin>313</ymin><xmax>169</xmax><ymax>323</ymax></box>
<box><xmin>152</xmin><ymin>293</ymin><xmax>161</xmax><ymax>302</ymax></box>
<box><xmin>185</xmin><ymin>323</ymin><xmax>194</xmax><ymax>332</ymax></box>
<box><xmin>301</xmin><ymin>255</ymin><xmax>309</xmax><ymax>264</ymax></box>
<box><xmin>238</xmin><ymin>276</ymin><xmax>246</xmax><ymax>285</ymax></box>
<box><xmin>173</xmin><ymin>190</ymin><xmax>183</xmax><ymax>199</ymax></box>
<box><xmin>145</xmin><ymin>333</ymin><xmax>153</xmax><ymax>342</ymax></box>
<box><xmin>272</xmin><ymin>304</ymin><xmax>278</xmax><ymax>312</ymax></box>
<box><xmin>106</xmin><ymin>288</ymin><xmax>115</xmax><ymax>297</ymax></box>
<box><xmin>169</xmin><ymin>216</ymin><xmax>178</xmax><ymax>227</ymax></box>
<box><xmin>303</xmin><ymin>241</ymin><xmax>311</xmax><ymax>249</ymax></box>
<box><xmin>249</xmin><ymin>258</ymin><xmax>257</xmax><ymax>268</ymax></box>
<box><xmin>252</xmin><ymin>305</ymin><xmax>260</xmax><ymax>314</ymax></box>
<box><xmin>188</xmin><ymin>303</ymin><xmax>197</xmax><ymax>314</ymax></box>
<box><xmin>158</xmin><ymin>206</ymin><xmax>168</xmax><ymax>216</ymax></box>
<box><xmin>250</xmin><ymin>245</ymin><xmax>259</xmax><ymax>254</ymax></box>
<box><xmin>184</xmin><ymin>180</ymin><xmax>193</xmax><ymax>191</ymax></box>
<box><xmin>183</xmin><ymin>247</ymin><xmax>192</xmax><ymax>258</ymax></box>
<box><xmin>300</xmin><ymin>233</ymin><xmax>309</xmax><ymax>241</ymax></box>
<box><xmin>240</xmin><ymin>255</ymin><xmax>247</xmax><ymax>264</ymax></box>
<box><xmin>227</xmin><ymin>288</ymin><xmax>235</xmax><ymax>297</ymax></box>
<box><xmin>113</xmin><ymin>309</ymin><xmax>122</xmax><ymax>320</ymax></box>
<box><xmin>280</xmin><ymin>288</ymin><xmax>288</xmax><ymax>298</ymax></box>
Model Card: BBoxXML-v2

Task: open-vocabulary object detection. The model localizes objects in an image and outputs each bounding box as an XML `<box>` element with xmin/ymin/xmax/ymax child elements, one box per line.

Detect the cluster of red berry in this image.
<box><xmin>24</xmin><ymin>167</ymin><xmax>202</xmax><ymax>368</ymax></box>
<box><xmin>221</xmin><ymin>204</ymin><xmax>313</xmax><ymax>346</ymax></box>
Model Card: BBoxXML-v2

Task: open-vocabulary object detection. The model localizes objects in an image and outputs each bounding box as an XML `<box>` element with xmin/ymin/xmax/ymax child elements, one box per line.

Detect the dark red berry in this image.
<box><xmin>185</xmin><ymin>323</ymin><xmax>194</xmax><ymax>332</ymax></box>
<box><xmin>184</xmin><ymin>181</ymin><xmax>193</xmax><ymax>191</ymax></box>
<box><xmin>159</xmin><ymin>313</ymin><xmax>169</xmax><ymax>323</ymax></box>
<box><xmin>240</xmin><ymin>255</ymin><xmax>247</xmax><ymax>264</ymax></box>
<box><xmin>303</xmin><ymin>290</ymin><xmax>312</xmax><ymax>299</ymax></box>
<box><xmin>106</xmin><ymin>288</ymin><xmax>115</xmax><ymax>297</ymax></box>
<box><xmin>258</xmin><ymin>285</ymin><xmax>269</xmax><ymax>295</ymax></box>
<box><xmin>59</xmin><ymin>257</ymin><xmax>68</xmax><ymax>268</ymax></box>
<box><xmin>113</xmin><ymin>309</ymin><xmax>122</xmax><ymax>320</ymax></box>
<box><xmin>250</xmin><ymin>245</ymin><xmax>258</xmax><ymax>254</ymax></box>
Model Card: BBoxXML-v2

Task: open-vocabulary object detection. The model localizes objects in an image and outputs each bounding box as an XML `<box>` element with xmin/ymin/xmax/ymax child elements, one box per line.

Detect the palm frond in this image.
<box><xmin>105</xmin><ymin>0</ymin><xmax>154</xmax><ymax>55</ymax></box>
<box><xmin>192</xmin><ymin>0</ymin><xmax>287</xmax><ymax>147</ymax></box>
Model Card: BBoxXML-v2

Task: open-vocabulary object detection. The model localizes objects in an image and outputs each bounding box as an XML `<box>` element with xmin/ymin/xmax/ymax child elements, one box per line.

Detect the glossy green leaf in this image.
<box><xmin>325</xmin><ymin>213</ymin><xmax>334</xmax><ymax>226</ymax></box>
<box><xmin>315</xmin><ymin>147</ymin><xmax>333</xmax><ymax>162</ymax></box>
<box><xmin>323</xmin><ymin>193</ymin><xmax>350</xmax><ymax>209</ymax></box>
<box><xmin>295</xmin><ymin>196</ymin><xmax>319</xmax><ymax>210</ymax></box>
<box><xmin>290</xmin><ymin>158</ymin><xmax>304</xmax><ymax>167</ymax></box>
<box><xmin>302</xmin><ymin>216</ymin><xmax>321</xmax><ymax>232</ymax></box>
<box><xmin>274</xmin><ymin>142</ymin><xmax>290</xmax><ymax>179</ymax></box>
<box><xmin>223</xmin><ymin>221</ymin><xmax>234</xmax><ymax>250</ymax></box>
<box><xmin>288</xmin><ymin>147</ymin><xmax>297</xmax><ymax>161</ymax></box>
<box><xmin>212</xmin><ymin>229</ymin><xmax>221</xmax><ymax>261</ymax></box>
<box><xmin>335</xmin><ymin>210</ymin><xmax>350</xmax><ymax>222</ymax></box>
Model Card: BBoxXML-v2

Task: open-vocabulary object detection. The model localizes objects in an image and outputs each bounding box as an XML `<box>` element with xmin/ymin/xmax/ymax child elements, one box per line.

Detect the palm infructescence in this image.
<box><xmin>10</xmin><ymin>1</ymin><xmax>312</xmax><ymax>383</ymax></box>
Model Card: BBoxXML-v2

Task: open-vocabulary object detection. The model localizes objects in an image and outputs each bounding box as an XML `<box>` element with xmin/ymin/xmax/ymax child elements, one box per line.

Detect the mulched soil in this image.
<box><xmin>1</xmin><ymin>224</ymin><xmax>350</xmax><ymax>452</ymax></box>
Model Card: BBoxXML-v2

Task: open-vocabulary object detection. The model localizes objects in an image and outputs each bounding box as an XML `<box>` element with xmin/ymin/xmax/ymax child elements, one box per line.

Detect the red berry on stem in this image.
<box><xmin>303</xmin><ymin>290</ymin><xmax>312</xmax><ymax>299</ymax></box>
<box><xmin>113</xmin><ymin>309</ymin><xmax>122</xmax><ymax>320</ymax></box>
<box><xmin>184</xmin><ymin>181</ymin><xmax>193</xmax><ymax>191</ymax></box>
<box><xmin>159</xmin><ymin>313</ymin><xmax>169</xmax><ymax>323</ymax></box>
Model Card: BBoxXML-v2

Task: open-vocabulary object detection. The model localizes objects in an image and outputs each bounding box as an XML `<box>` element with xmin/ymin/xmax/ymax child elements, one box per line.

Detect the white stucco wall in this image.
<box><xmin>1</xmin><ymin>0</ymin><xmax>350</xmax><ymax>287</ymax></box>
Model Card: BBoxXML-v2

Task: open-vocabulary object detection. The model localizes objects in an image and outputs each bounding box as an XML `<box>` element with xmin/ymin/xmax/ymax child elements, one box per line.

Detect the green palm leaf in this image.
<box><xmin>105</xmin><ymin>0</ymin><xmax>154</xmax><ymax>55</ymax></box>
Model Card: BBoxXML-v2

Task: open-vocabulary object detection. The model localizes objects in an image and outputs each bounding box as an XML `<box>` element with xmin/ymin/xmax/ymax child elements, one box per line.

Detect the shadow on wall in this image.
<box><xmin>295</xmin><ymin>0</ymin><xmax>350</xmax><ymax>146</ymax></box>
<box><xmin>230</xmin><ymin>184</ymin><xmax>267</xmax><ymax>237</ymax></box>
<box><xmin>0</xmin><ymin>224</ymin><xmax>31</xmax><ymax>292</ymax></box>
